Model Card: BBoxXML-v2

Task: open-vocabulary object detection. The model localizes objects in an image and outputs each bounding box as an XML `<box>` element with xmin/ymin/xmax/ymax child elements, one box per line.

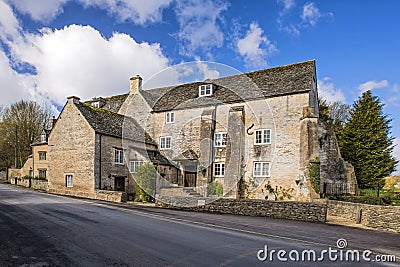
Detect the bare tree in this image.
<box><xmin>0</xmin><ymin>100</ymin><xmax>53</xmax><ymax>168</ymax></box>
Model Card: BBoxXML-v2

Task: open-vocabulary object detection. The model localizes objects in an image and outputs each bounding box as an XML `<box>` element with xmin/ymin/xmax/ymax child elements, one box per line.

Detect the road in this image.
<box><xmin>0</xmin><ymin>184</ymin><xmax>398</xmax><ymax>266</ymax></box>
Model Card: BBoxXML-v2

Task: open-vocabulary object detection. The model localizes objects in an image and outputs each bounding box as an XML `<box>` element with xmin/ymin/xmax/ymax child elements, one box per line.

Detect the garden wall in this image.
<box><xmin>47</xmin><ymin>188</ymin><xmax>127</xmax><ymax>203</ymax></box>
<box><xmin>328</xmin><ymin>200</ymin><xmax>400</xmax><ymax>233</ymax></box>
<box><xmin>156</xmin><ymin>196</ymin><xmax>327</xmax><ymax>223</ymax></box>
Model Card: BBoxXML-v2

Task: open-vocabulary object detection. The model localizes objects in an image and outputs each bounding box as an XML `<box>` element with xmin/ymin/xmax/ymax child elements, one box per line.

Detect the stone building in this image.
<box><xmin>44</xmin><ymin>60</ymin><xmax>354</xmax><ymax>201</ymax></box>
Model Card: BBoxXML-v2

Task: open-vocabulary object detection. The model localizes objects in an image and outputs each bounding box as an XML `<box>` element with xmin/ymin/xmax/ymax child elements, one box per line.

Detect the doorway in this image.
<box><xmin>114</xmin><ymin>176</ymin><xmax>125</xmax><ymax>191</ymax></box>
<box><xmin>184</xmin><ymin>172</ymin><xmax>197</xmax><ymax>187</ymax></box>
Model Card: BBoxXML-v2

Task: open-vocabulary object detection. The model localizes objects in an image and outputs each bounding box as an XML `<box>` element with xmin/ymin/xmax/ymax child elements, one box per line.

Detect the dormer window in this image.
<box><xmin>40</xmin><ymin>134</ymin><xmax>47</xmax><ymax>143</ymax></box>
<box><xmin>92</xmin><ymin>102</ymin><xmax>100</xmax><ymax>108</ymax></box>
<box><xmin>199</xmin><ymin>84</ymin><xmax>214</xmax><ymax>97</ymax></box>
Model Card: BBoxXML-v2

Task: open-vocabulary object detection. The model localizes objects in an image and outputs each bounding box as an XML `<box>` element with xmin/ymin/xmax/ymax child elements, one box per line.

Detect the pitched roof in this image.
<box><xmin>84</xmin><ymin>93</ymin><xmax>129</xmax><ymax>113</ymax></box>
<box><xmin>74</xmin><ymin>102</ymin><xmax>155</xmax><ymax>145</ymax></box>
<box><xmin>142</xmin><ymin>60</ymin><xmax>315</xmax><ymax>112</ymax></box>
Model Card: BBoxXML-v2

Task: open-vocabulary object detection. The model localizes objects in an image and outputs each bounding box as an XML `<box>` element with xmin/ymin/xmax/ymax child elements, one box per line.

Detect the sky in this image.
<box><xmin>0</xmin><ymin>0</ymin><xmax>399</xmax><ymax>173</ymax></box>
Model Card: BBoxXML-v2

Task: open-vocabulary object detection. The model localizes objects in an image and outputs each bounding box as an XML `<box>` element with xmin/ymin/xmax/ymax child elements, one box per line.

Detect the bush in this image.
<box><xmin>208</xmin><ymin>181</ymin><xmax>223</xmax><ymax>196</ymax></box>
<box><xmin>135</xmin><ymin>162</ymin><xmax>156</xmax><ymax>202</ymax></box>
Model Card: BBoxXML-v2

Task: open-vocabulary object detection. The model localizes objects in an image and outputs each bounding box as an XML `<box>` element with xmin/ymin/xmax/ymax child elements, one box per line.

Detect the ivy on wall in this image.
<box><xmin>309</xmin><ymin>158</ymin><xmax>321</xmax><ymax>194</ymax></box>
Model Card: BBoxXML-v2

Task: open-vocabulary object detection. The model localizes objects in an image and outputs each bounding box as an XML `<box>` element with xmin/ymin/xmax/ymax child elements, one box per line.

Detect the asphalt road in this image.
<box><xmin>0</xmin><ymin>184</ymin><xmax>398</xmax><ymax>267</ymax></box>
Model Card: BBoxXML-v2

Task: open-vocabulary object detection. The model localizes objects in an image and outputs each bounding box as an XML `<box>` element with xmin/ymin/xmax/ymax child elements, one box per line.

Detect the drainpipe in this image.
<box><xmin>99</xmin><ymin>134</ymin><xmax>102</xmax><ymax>190</ymax></box>
<box><xmin>209</xmin><ymin>105</ymin><xmax>217</xmax><ymax>183</ymax></box>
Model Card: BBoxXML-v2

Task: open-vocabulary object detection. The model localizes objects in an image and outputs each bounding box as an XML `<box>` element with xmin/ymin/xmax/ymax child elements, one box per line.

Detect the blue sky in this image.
<box><xmin>0</xmin><ymin>0</ymin><xmax>399</xmax><ymax>173</ymax></box>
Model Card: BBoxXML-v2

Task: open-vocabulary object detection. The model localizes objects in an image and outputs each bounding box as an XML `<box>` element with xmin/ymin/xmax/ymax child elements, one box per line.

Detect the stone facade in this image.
<box><xmin>48</xmin><ymin>97</ymin><xmax>96</xmax><ymax>193</ymax></box>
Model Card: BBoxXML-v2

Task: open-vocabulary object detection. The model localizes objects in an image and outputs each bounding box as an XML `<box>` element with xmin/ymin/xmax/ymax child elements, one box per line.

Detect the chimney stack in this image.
<box><xmin>67</xmin><ymin>96</ymin><xmax>80</xmax><ymax>104</ymax></box>
<box><xmin>130</xmin><ymin>75</ymin><xmax>142</xmax><ymax>95</ymax></box>
<box><xmin>51</xmin><ymin>116</ymin><xmax>57</xmax><ymax>129</ymax></box>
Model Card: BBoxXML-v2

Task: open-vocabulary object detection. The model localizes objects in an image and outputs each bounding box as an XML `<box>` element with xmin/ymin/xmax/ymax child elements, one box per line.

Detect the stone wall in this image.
<box><xmin>156</xmin><ymin>196</ymin><xmax>327</xmax><ymax>223</ymax></box>
<box><xmin>9</xmin><ymin>178</ymin><xmax>48</xmax><ymax>190</ymax></box>
<box><xmin>328</xmin><ymin>200</ymin><xmax>400</xmax><ymax>233</ymax></box>
<box><xmin>0</xmin><ymin>171</ymin><xmax>5</xmax><ymax>180</ymax></box>
<box><xmin>48</xmin><ymin>188</ymin><xmax>127</xmax><ymax>203</ymax></box>
<box><xmin>318</xmin><ymin>121</ymin><xmax>356</xmax><ymax>188</ymax></box>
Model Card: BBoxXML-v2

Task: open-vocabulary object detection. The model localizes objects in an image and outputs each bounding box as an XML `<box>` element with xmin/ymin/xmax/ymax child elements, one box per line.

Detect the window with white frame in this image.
<box><xmin>254</xmin><ymin>129</ymin><xmax>271</xmax><ymax>145</ymax></box>
<box><xmin>253</xmin><ymin>162</ymin><xmax>270</xmax><ymax>177</ymax></box>
<box><xmin>38</xmin><ymin>169</ymin><xmax>46</xmax><ymax>179</ymax></box>
<box><xmin>92</xmin><ymin>102</ymin><xmax>100</xmax><ymax>108</ymax></box>
<box><xmin>214</xmin><ymin>162</ymin><xmax>225</xmax><ymax>177</ymax></box>
<box><xmin>166</xmin><ymin>112</ymin><xmax>174</xmax><ymax>123</ymax></box>
<box><xmin>114</xmin><ymin>148</ymin><xmax>124</xmax><ymax>164</ymax></box>
<box><xmin>39</xmin><ymin>151</ymin><xmax>46</xmax><ymax>161</ymax></box>
<box><xmin>160</xmin><ymin>136</ymin><xmax>171</xmax><ymax>149</ymax></box>
<box><xmin>199</xmin><ymin>84</ymin><xmax>213</xmax><ymax>97</ymax></box>
<box><xmin>130</xmin><ymin>161</ymin><xmax>144</xmax><ymax>173</ymax></box>
<box><xmin>214</xmin><ymin>132</ymin><xmax>227</xmax><ymax>147</ymax></box>
<box><xmin>66</xmin><ymin>174</ymin><xmax>73</xmax><ymax>187</ymax></box>
<box><xmin>40</xmin><ymin>134</ymin><xmax>47</xmax><ymax>143</ymax></box>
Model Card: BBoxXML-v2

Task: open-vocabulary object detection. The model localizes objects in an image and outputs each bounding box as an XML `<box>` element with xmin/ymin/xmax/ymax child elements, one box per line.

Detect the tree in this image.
<box><xmin>0</xmin><ymin>100</ymin><xmax>53</xmax><ymax>168</ymax></box>
<box><xmin>135</xmin><ymin>162</ymin><xmax>156</xmax><ymax>202</ymax></box>
<box><xmin>340</xmin><ymin>91</ymin><xmax>397</xmax><ymax>187</ymax></box>
<box><xmin>319</xmin><ymin>98</ymin><xmax>351</xmax><ymax>142</ymax></box>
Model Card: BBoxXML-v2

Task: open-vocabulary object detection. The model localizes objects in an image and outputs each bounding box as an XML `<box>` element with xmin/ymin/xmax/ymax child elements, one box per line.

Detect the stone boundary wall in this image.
<box><xmin>156</xmin><ymin>196</ymin><xmax>327</xmax><ymax>223</ymax></box>
<box><xmin>47</xmin><ymin>188</ymin><xmax>127</xmax><ymax>203</ymax></box>
<box><xmin>328</xmin><ymin>200</ymin><xmax>400</xmax><ymax>233</ymax></box>
<box><xmin>0</xmin><ymin>171</ymin><xmax>6</xmax><ymax>180</ymax></box>
<box><xmin>9</xmin><ymin>177</ymin><xmax>48</xmax><ymax>190</ymax></box>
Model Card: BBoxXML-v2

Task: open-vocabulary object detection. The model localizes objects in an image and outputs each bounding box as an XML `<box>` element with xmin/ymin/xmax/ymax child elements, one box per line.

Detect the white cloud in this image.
<box><xmin>393</xmin><ymin>138</ymin><xmax>400</xmax><ymax>175</ymax></box>
<box><xmin>277</xmin><ymin>0</ymin><xmax>295</xmax><ymax>13</ymax></box>
<box><xmin>277</xmin><ymin>1</ymin><xmax>332</xmax><ymax>35</ymax></box>
<box><xmin>358</xmin><ymin>80</ymin><xmax>389</xmax><ymax>93</ymax></box>
<box><xmin>6</xmin><ymin>0</ymin><xmax>68</xmax><ymax>23</ymax></box>
<box><xmin>317</xmin><ymin>77</ymin><xmax>346</xmax><ymax>103</ymax></box>
<box><xmin>236</xmin><ymin>23</ymin><xmax>277</xmax><ymax>69</ymax></box>
<box><xmin>11</xmin><ymin>25</ymin><xmax>171</xmax><ymax>105</ymax></box>
<box><xmin>79</xmin><ymin>0</ymin><xmax>173</xmax><ymax>25</ymax></box>
<box><xmin>174</xmin><ymin>0</ymin><xmax>228</xmax><ymax>57</ymax></box>
<box><xmin>6</xmin><ymin>0</ymin><xmax>172</xmax><ymax>25</ymax></box>
<box><xmin>301</xmin><ymin>2</ymin><xmax>321</xmax><ymax>26</ymax></box>
<box><xmin>0</xmin><ymin>0</ymin><xmax>21</xmax><ymax>41</ymax></box>
<box><xmin>1</xmin><ymin>0</ymin><xmax>172</xmax><ymax>106</ymax></box>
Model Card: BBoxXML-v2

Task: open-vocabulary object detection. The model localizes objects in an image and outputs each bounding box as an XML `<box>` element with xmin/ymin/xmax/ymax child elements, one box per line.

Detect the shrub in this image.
<box><xmin>329</xmin><ymin>195</ymin><xmax>388</xmax><ymax>205</ymax></box>
<box><xmin>208</xmin><ymin>181</ymin><xmax>223</xmax><ymax>196</ymax></box>
<box><xmin>135</xmin><ymin>162</ymin><xmax>156</xmax><ymax>202</ymax></box>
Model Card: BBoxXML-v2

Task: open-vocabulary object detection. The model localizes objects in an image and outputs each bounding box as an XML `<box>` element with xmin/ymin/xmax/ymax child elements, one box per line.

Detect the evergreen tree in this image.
<box><xmin>340</xmin><ymin>91</ymin><xmax>397</xmax><ymax>187</ymax></box>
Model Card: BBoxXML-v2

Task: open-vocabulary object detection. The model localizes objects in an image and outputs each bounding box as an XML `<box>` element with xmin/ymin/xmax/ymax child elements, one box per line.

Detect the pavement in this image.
<box><xmin>0</xmin><ymin>183</ymin><xmax>399</xmax><ymax>266</ymax></box>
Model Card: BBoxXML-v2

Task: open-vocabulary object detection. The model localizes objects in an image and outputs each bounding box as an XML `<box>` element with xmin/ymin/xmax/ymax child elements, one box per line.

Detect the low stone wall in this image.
<box><xmin>47</xmin><ymin>188</ymin><xmax>127</xmax><ymax>203</ymax></box>
<box><xmin>328</xmin><ymin>200</ymin><xmax>400</xmax><ymax>233</ymax></box>
<box><xmin>156</xmin><ymin>196</ymin><xmax>327</xmax><ymax>223</ymax></box>
<box><xmin>30</xmin><ymin>179</ymin><xmax>48</xmax><ymax>190</ymax></box>
<box><xmin>0</xmin><ymin>171</ymin><xmax>6</xmax><ymax>180</ymax></box>
<box><xmin>9</xmin><ymin>177</ymin><xmax>48</xmax><ymax>190</ymax></box>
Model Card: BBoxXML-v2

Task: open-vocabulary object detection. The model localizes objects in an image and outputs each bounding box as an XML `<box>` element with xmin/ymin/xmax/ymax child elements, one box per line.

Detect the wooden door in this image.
<box><xmin>184</xmin><ymin>172</ymin><xmax>196</xmax><ymax>187</ymax></box>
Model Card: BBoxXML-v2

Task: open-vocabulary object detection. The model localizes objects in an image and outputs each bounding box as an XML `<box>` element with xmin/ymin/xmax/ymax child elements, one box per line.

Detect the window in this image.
<box><xmin>214</xmin><ymin>162</ymin><xmax>225</xmax><ymax>177</ymax></box>
<box><xmin>254</xmin><ymin>129</ymin><xmax>271</xmax><ymax>145</ymax></box>
<box><xmin>38</xmin><ymin>169</ymin><xmax>46</xmax><ymax>179</ymax></box>
<box><xmin>39</xmin><ymin>152</ymin><xmax>46</xmax><ymax>160</ymax></box>
<box><xmin>92</xmin><ymin>102</ymin><xmax>100</xmax><ymax>108</ymax></box>
<box><xmin>66</xmin><ymin>174</ymin><xmax>73</xmax><ymax>187</ymax></box>
<box><xmin>130</xmin><ymin>161</ymin><xmax>144</xmax><ymax>173</ymax></box>
<box><xmin>199</xmin><ymin>84</ymin><xmax>213</xmax><ymax>97</ymax></box>
<box><xmin>160</xmin><ymin>136</ymin><xmax>171</xmax><ymax>149</ymax></box>
<box><xmin>40</xmin><ymin>134</ymin><xmax>47</xmax><ymax>143</ymax></box>
<box><xmin>114</xmin><ymin>148</ymin><xmax>124</xmax><ymax>164</ymax></box>
<box><xmin>253</xmin><ymin>162</ymin><xmax>270</xmax><ymax>177</ymax></box>
<box><xmin>214</xmin><ymin>132</ymin><xmax>227</xmax><ymax>147</ymax></box>
<box><xmin>166</xmin><ymin>112</ymin><xmax>174</xmax><ymax>123</ymax></box>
